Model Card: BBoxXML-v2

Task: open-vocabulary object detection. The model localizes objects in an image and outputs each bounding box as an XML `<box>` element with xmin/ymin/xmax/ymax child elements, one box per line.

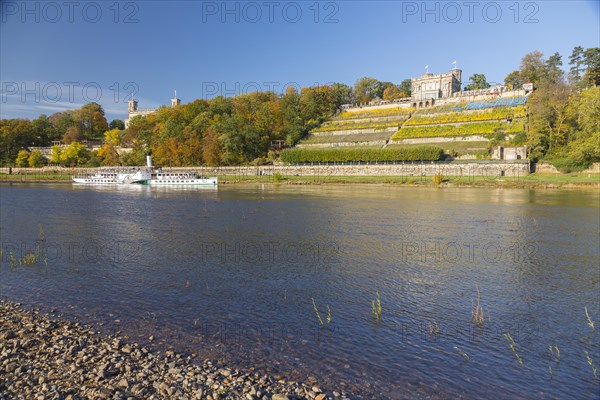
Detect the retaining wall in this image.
<box><xmin>0</xmin><ymin>161</ymin><xmax>531</xmax><ymax>178</ymax></box>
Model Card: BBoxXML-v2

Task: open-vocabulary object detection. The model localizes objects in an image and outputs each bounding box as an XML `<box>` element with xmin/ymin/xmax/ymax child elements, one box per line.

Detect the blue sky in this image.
<box><xmin>1</xmin><ymin>0</ymin><xmax>599</xmax><ymax>121</ymax></box>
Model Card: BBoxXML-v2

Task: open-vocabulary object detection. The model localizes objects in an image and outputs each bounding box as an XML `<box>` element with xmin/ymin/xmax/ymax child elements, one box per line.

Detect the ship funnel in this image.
<box><xmin>146</xmin><ymin>155</ymin><xmax>152</xmax><ymax>168</ymax></box>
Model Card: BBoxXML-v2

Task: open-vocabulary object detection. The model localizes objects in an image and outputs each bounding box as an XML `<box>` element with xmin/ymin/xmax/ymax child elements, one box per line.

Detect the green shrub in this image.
<box><xmin>432</xmin><ymin>174</ymin><xmax>444</xmax><ymax>185</ymax></box>
<box><xmin>510</xmin><ymin>132</ymin><xmax>527</xmax><ymax>146</ymax></box>
<box><xmin>28</xmin><ymin>150</ymin><xmax>46</xmax><ymax>167</ymax></box>
<box><xmin>548</xmin><ymin>157</ymin><xmax>591</xmax><ymax>173</ymax></box>
<box><xmin>280</xmin><ymin>146</ymin><xmax>444</xmax><ymax>163</ymax></box>
<box><xmin>15</xmin><ymin>150</ymin><xmax>30</xmax><ymax>167</ymax></box>
<box><xmin>493</xmin><ymin>131</ymin><xmax>507</xmax><ymax>142</ymax></box>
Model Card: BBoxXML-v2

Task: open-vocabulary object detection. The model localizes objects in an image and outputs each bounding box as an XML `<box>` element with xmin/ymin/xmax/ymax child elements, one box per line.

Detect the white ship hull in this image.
<box><xmin>73</xmin><ymin>170</ymin><xmax>150</xmax><ymax>185</ymax></box>
<box><xmin>72</xmin><ymin>177</ymin><xmax>117</xmax><ymax>184</ymax></box>
<box><xmin>149</xmin><ymin>177</ymin><xmax>217</xmax><ymax>186</ymax></box>
<box><xmin>72</xmin><ymin>156</ymin><xmax>217</xmax><ymax>187</ymax></box>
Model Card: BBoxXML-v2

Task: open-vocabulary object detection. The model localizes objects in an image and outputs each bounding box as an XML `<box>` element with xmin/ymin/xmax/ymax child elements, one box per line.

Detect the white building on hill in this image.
<box><xmin>124</xmin><ymin>94</ymin><xmax>181</xmax><ymax>128</ymax></box>
<box><xmin>411</xmin><ymin>68</ymin><xmax>462</xmax><ymax>105</ymax></box>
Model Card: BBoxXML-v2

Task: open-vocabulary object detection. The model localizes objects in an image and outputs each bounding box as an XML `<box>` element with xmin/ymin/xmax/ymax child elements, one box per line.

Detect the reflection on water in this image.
<box><xmin>1</xmin><ymin>183</ymin><xmax>599</xmax><ymax>399</ymax></box>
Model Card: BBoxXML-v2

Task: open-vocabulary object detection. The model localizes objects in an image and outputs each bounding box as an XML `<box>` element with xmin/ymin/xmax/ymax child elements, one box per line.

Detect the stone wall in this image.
<box><xmin>192</xmin><ymin>161</ymin><xmax>530</xmax><ymax>178</ymax></box>
<box><xmin>0</xmin><ymin>161</ymin><xmax>530</xmax><ymax>178</ymax></box>
<box><xmin>296</xmin><ymin>141</ymin><xmax>388</xmax><ymax>149</ymax></box>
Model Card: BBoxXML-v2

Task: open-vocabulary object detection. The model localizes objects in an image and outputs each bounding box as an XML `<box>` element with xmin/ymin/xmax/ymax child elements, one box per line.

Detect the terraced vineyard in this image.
<box><xmin>313</xmin><ymin>119</ymin><xmax>405</xmax><ymax>133</ymax></box>
<box><xmin>300</xmin><ymin>131</ymin><xmax>393</xmax><ymax>144</ymax></box>
<box><xmin>292</xmin><ymin>96</ymin><xmax>528</xmax><ymax>160</ymax></box>
<box><xmin>404</xmin><ymin>106</ymin><xmax>526</xmax><ymax>126</ymax></box>
<box><xmin>299</xmin><ymin>105</ymin><xmax>413</xmax><ymax>147</ymax></box>
<box><xmin>392</xmin><ymin>119</ymin><xmax>526</xmax><ymax>139</ymax></box>
<box><xmin>334</xmin><ymin>106</ymin><xmax>413</xmax><ymax>120</ymax></box>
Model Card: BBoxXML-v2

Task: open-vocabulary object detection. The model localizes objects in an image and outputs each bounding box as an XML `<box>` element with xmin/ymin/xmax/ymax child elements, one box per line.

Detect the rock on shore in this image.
<box><xmin>0</xmin><ymin>300</ymin><xmax>349</xmax><ymax>400</ymax></box>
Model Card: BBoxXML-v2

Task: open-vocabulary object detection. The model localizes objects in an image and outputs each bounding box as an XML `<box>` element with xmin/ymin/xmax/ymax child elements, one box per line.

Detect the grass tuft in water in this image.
<box><xmin>585</xmin><ymin>306</ymin><xmax>595</xmax><ymax>331</ymax></box>
<box><xmin>454</xmin><ymin>346</ymin><xmax>471</xmax><ymax>361</ymax></box>
<box><xmin>371</xmin><ymin>291</ymin><xmax>382</xmax><ymax>322</ymax></box>
<box><xmin>585</xmin><ymin>351</ymin><xmax>598</xmax><ymax>380</ymax></box>
<box><xmin>311</xmin><ymin>298</ymin><xmax>331</xmax><ymax>327</ymax></box>
<box><xmin>471</xmin><ymin>286</ymin><xmax>485</xmax><ymax>326</ymax></box>
<box><xmin>549</xmin><ymin>345</ymin><xmax>561</xmax><ymax>363</ymax></box>
<box><xmin>504</xmin><ymin>332</ymin><xmax>523</xmax><ymax>367</ymax></box>
<box><xmin>548</xmin><ymin>345</ymin><xmax>561</xmax><ymax>379</ymax></box>
<box><xmin>9</xmin><ymin>249</ymin><xmax>17</xmax><ymax>269</ymax></box>
<box><xmin>20</xmin><ymin>253</ymin><xmax>38</xmax><ymax>265</ymax></box>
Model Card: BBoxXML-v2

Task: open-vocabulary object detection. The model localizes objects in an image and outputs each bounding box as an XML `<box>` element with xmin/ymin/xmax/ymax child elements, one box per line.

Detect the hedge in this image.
<box><xmin>280</xmin><ymin>146</ymin><xmax>445</xmax><ymax>163</ymax></box>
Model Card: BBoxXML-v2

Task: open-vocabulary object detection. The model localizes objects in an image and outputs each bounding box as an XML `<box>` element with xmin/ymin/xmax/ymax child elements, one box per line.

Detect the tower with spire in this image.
<box><xmin>171</xmin><ymin>90</ymin><xmax>181</xmax><ymax>107</ymax></box>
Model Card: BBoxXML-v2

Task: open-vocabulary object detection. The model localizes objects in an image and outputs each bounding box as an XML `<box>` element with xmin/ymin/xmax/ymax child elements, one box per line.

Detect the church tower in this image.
<box><xmin>171</xmin><ymin>91</ymin><xmax>181</xmax><ymax>107</ymax></box>
<box><xmin>128</xmin><ymin>99</ymin><xmax>138</xmax><ymax>114</ymax></box>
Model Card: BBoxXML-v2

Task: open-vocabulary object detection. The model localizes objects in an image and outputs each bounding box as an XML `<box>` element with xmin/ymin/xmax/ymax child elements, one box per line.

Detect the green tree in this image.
<box><xmin>0</xmin><ymin>119</ymin><xmax>34</xmax><ymax>164</ymax></box>
<box><xmin>61</xmin><ymin>142</ymin><xmax>89</xmax><ymax>166</ymax></box>
<box><xmin>519</xmin><ymin>50</ymin><xmax>546</xmax><ymax>86</ymax></box>
<box><xmin>354</xmin><ymin>77</ymin><xmax>384</xmax><ymax>104</ymax></box>
<box><xmin>398</xmin><ymin>79</ymin><xmax>412</xmax><ymax>97</ymax></box>
<box><xmin>281</xmin><ymin>88</ymin><xmax>304</xmax><ymax>146</ymax></box>
<box><xmin>527</xmin><ymin>81</ymin><xmax>573</xmax><ymax>157</ymax></box>
<box><xmin>568</xmin><ymin>46</ymin><xmax>585</xmax><ymax>85</ymax></box>
<box><xmin>15</xmin><ymin>150</ymin><xmax>29</xmax><ymax>167</ymax></box>
<box><xmin>97</xmin><ymin>143</ymin><xmax>120</xmax><ymax>166</ymax></box>
<box><xmin>50</xmin><ymin>145</ymin><xmax>62</xmax><ymax>164</ymax></box>
<box><xmin>31</xmin><ymin>114</ymin><xmax>57</xmax><ymax>145</ymax></box>
<box><xmin>104</xmin><ymin>128</ymin><xmax>122</xmax><ymax>146</ymax></box>
<box><xmin>583</xmin><ymin>47</ymin><xmax>600</xmax><ymax>86</ymax></box>
<box><xmin>28</xmin><ymin>150</ymin><xmax>45</xmax><ymax>167</ymax></box>
<box><xmin>49</xmin><ymin>111</ymin><xmax>75</xmax><ymax>138</ymax></box>
<box><xmin>109</xmin><ymin>119</ymin><xmax>125</xmax><ymax>130</ymax></box>
<box><xmin>464</xmin><ymin>74</ymin><xmax>491</xmax><ymax>90</ymax></box>
<box><xmin>63</xmin><ymin>125</ymin><xmax>82</xmax><ymax>144</ymax></box>
<box><xmin>330</xmin><ymin>83</ymin><xmax>354</xmax><ymax>108</ymax></box>
<box><xmin>544</xmin><ymin>52</ymin><xmax>564</xmax><ymax>84</ymax></box>
<box><xmin>74</xmin><ymin>103</ymin><xmax>108</xmax><ymax>139</ymax></box>
<box><xmin>383</xmin><ymin>85</ymin><xmax>404</xmax><ymax>101</ymax></box>
<box><xmin>202</xmin><ymin>126</ymin><xmax>222</xmax><ymax>166</ymax></box>
<box><xmin>299</xmin><ymin>86</ymin><xmax>336</xmax><ymax>130</ymax></box>
<box><xmin>504</xmin><ymin>70</ymin><xmax>522</xmax><ymax>90</ymax></box>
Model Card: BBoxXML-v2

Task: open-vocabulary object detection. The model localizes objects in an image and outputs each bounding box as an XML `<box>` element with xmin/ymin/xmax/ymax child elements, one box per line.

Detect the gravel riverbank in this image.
<box><xmin>0</xmin><ymin>300</ymin><xmax>348</xmax><ymax>400</ymax></box>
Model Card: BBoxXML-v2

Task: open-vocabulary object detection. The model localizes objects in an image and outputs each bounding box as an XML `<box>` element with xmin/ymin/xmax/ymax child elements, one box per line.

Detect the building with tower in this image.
<box><xmin>124</xmin><ymin>93</ymin><xmax>181</xmax><ymax>128</ymax></box>
<box><xmin>411</xmin><ymin>68</ymin><xmax>462</xmax><ymax>107</ymax></box>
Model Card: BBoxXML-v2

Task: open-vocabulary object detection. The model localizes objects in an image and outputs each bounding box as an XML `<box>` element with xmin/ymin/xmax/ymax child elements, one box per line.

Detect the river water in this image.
<box><xmin>1</xmin><ymin>183</ymin><xmax>599</xmax><ymax>399</ymax></box>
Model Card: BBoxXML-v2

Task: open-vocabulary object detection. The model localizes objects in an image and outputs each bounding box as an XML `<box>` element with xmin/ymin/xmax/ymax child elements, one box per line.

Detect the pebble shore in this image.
<box><xmin>0</xmin><ymin>300</ymin><xmax>350</xmax><ymax>400</ymax></box>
